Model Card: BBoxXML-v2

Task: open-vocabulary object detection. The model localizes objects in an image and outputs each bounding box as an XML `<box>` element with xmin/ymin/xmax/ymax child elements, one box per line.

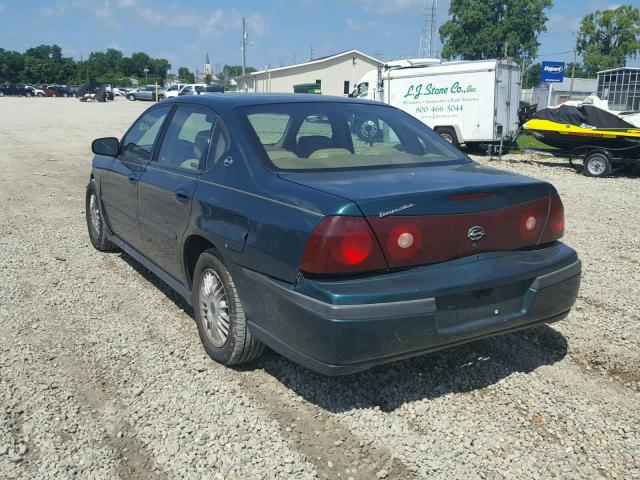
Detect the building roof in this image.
<box><xmin>597</xmin><ymin>67</ymin><xmax>640</xmax><ymax>74</ymax></box>
<box><xmin>235</xmin><ymin>50</ymin><xmax>382</xmax><ymax>80</ymax></box>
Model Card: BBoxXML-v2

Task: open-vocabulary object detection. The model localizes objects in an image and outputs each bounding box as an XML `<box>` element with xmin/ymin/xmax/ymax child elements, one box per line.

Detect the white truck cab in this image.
<box><xmin>352</xmin><ymin>59</ymin><xmax>521</xmax><ymax>149</ymax></box>
<box><xmin>163</xmin><ymin>84</ymin><xmax>185</xmax><ymax>98</ymax></box>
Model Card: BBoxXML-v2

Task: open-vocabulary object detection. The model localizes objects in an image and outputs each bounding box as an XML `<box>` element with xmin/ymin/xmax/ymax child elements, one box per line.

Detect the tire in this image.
<box><xmin>192</xmin><ymin>250</ymin><xmax>264</xmax><ymax>366</ymax></box>
<box><xmin>37</xmin><ymin>92</ymin><xmax>43</xmax><ymax>97</ymax></box>
<box><xmin>0</xmin><ymin>92</ymin><xmax>4</xmax><ymax>97</ymax></box>
<box><xmin>128</xmin><ymin>94</ymin><xmax>136</xmax><ymax>101</ymax></box>
<box><xmin>584</xmin><ymin>152</ymin><xmax>611</xmax><ymax>177</ymax></box>
<box><xmin>355</xmin><ymin>117</ymin><xmax>382</xmax><ymax>142</ymax></box>
<box><xmin>63</xmin><ymin>92</ymin><xmax>68</xmax><ymax>98</ymax></box>
<box><xmin>436</xmin><ymin>127</ymin><xmax>459</xmax><ymax>147</ymax></box>
<box><xmin>86</xmin><ymin>180</ymin><xmax>116</xmax><ymax>252</ymax></box>
<box><xmin>25</xmin><ymin>92</ymin><xmax>32</xmax><ymax>97</ymax></box>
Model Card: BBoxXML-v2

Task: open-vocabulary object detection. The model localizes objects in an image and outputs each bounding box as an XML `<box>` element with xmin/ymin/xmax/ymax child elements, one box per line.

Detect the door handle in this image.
<box><xmin>175</xmin><ymin>189</ymin><xmax>189</xmax><ymax>203</ymax></box>
<box><xmin>128</xmin><ymin>174</ymin><xmax>137</xmax><ymax>184</ymax></box>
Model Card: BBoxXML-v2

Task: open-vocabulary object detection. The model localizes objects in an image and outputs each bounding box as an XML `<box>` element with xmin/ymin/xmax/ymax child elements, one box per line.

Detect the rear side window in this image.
<box><xmin>121</xmin><ymin>106</ymin><xmax>171</xmax><ymax>161</ymax></box>
<box><xmin>156</xmin><ymin>105</ymin><xmax>215</xmax><ymax>170</ymax></box>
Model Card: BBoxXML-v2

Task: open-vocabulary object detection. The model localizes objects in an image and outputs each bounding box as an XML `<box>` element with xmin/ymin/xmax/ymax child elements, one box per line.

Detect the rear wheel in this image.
<box><xmin>128</xmin><ymin>94</ymin><xmax>136</xmax><ymax>101</ymax></box>
<box><xmin>193</xmin><ymin>250</ymin><xmax>264</xmax><ymax>367</ymax></box>
<box><xmin>584</xmin><ymin>152</ymin><xmax>611</xmax><ymax>177</ymax></box>
<box><xmin>0</xmin><ymin>92</ymin><xmax>4</xmax><ymax>97</ymax></box>
<box><xmin>37</xmin><ymin>92</ymin><xmax>43</xmax><ymax>97</ymax></box>
<box><xmin>25</xmin><ymin>91</ymin><xmax>32</xmax><ymax>97</ymax></box>
<box><xmin>436</xmin><ymin>127</ymin><xmax>459</xmax><ymax>147</ymax></box>
<box><xmin>63</xmin><ymin>92</ymin><xmax>68</xmax><ymax>98</ymax></box>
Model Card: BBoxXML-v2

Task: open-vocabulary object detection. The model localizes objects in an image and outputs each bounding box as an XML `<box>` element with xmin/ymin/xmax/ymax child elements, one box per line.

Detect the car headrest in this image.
<box><xmin>297</xmin><ymin>135</ymin><xmax>333</xmax><ymax>158</ymax></box>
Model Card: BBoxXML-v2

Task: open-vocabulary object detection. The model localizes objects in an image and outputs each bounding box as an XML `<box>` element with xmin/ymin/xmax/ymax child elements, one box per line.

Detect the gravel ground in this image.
<box><xmin>0</xmin><ymin>97</ymin><xmax>639</xmax><ymax>480</ymax></box>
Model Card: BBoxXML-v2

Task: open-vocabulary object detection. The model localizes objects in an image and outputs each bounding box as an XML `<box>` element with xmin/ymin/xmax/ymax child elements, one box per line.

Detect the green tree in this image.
<box><xmin>220</xmin><ymin>65</ymin><xmax>256</xmax><ymax>85</ymax></box>
<box><xmin>203</xmin><ymin>73</ymin><xmax>213</xmax><ymax>84</ymax></box>
<box><xmin>439</xmin><ymin>0</ymin><xmax>553</xmax><ymax>63</ymax></box>
<box><xmin>578</xmin><ymin>5</ymin><xmax>640</xmax><ymax>75</ymax></box>
<box><xmin>0</xmin><ymin>49</ymin><xmax>25</xmax><ymax>83</ymax></box>
<box><xmin>522</xmin><ymin>62</ymin><xmax>541</xmax><ymax>88</ymax></box>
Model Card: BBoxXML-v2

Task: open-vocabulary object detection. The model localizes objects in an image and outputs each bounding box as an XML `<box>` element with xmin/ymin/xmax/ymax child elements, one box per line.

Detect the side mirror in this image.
<box><xmin>92</xmin><ymin>137</ymin><xmax>120</xmax><ymax>156</ymax></box>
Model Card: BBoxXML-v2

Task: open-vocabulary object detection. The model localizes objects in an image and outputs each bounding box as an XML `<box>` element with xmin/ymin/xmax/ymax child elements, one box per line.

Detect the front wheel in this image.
<box><xmin>37</xmin><ymin>92</ymin><xmax>44</xmax><ymax>97</ymax></box>
<box><xmin>193</xmin><ymin>251</ymin><xmax>264</xmax><ymax>366</ymax></box>
<box><xmin>584</xmin><ymin>152</ymin><xmax>611</xmax><ymax>177</ymax></box>
<box><xmin>86</xmin><ymin>180</ymin><xmax>116</xmax><ymax>251</ymax></box>
<box><xmin>63</xmin><ymin>92</ymin><xmax>68</xmax><ymax>98</ymax></box>
<box><xmin>128</xmin><ymin>94</ymin><xmax>135</xmax><ymax>101</ymax></box>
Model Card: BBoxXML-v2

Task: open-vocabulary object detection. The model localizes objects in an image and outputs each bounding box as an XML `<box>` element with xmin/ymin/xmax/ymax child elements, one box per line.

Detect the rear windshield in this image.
<box><xmin>237</xmin><ymin>102</ymin><xmax>467</xmax><ymax>171</ymax></box>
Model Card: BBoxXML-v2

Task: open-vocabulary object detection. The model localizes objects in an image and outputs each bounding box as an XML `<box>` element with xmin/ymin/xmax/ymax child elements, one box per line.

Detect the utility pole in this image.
<box><xmin>241</xmin><ymin>17</ymin><xmax>247</xmax><ymax>76</ymax></box>
<box><xmin>569</xmin><ymin>30</ymin><xmax>578</xmax><ymax>99</ymax></box>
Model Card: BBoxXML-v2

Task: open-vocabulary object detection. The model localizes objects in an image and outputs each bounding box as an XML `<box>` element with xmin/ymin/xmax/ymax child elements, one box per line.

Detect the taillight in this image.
<box><xmin>300</xmin><ymin>216</ymin><xmax>387</xmax><ymax>275</ymax></box>
<box><xmin>540</xmin><ymin>194</ymin><xmax>565</xmax><ymax>243</ymax></box>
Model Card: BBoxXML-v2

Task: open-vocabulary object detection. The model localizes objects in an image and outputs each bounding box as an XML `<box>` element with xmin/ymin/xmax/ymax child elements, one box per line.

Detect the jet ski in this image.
<box><xmin>523</xmin><ymin>97</ymin><xmax>640</xmax><ymax>151</ymax></box>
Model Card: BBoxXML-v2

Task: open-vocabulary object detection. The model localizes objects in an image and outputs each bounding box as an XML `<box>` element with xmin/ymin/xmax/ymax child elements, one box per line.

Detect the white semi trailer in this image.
<box><xmin>351</xmin><ymin>59</ymin><xmax>521</xmax><ymax>149</ymax></box>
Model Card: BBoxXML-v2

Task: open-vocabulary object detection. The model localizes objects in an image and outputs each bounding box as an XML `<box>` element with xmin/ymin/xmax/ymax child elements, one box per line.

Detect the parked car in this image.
<box><xmin>127</xmin><ymin>85</ymin><xmax>165</xmax><ymax>101</ymax></box>
<box><xmin>177</xmin><ymin>83</ymin><xmax>205</xmax><ymax>96</ymax></box>
<box><xmin>195</xmin><ymin>84</ymin><xmax>226</xmax><ymax>95</ymax></box>
<box><xmin>0</xmin><ymin>84</ymin><xmax>36</xmax><ymax>97</ymax></box>
<box><xmin>44</xmin><ymin>85</ymin><xmax>75</xmax><ymax>97</ymax></box>
<box><xmin>77</xmin><ymin>83</ymin><xmax>111</xmax><ymax>102</ymax></box>
<box><xmin>163</xmin><ymin>84</ymin><xmax>185</xmax><ymax>99</ymax></box>
<box><xmin>27</xmin><ymin>85</ymin><xmax>46</xmax><ymax>97</ymax></box>
<box><xmin>86</xmin><ymin>94</ymin><xmax>581</xmax><ymax>375</ymax></box>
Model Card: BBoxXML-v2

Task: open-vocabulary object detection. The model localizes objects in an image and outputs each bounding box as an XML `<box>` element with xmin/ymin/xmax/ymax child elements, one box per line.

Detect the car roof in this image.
<box><xmin>163</xmin><ymin>93</ymin><xmax>385</xmax><ymax>109</ymax></box>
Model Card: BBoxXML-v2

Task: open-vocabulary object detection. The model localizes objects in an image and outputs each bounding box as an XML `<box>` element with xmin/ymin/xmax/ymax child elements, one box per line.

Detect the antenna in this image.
<box><xmin>418</xmin><ymin>0</ymin><xmax>438</xmax><ymax>58</ymax></box>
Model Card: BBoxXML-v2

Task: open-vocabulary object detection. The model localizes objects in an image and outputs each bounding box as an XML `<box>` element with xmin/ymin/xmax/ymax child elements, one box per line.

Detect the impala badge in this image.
<box><xmin>467</xmin><ymin>226</ymin><xmax>485</xmax><ymax>242</ymax></box>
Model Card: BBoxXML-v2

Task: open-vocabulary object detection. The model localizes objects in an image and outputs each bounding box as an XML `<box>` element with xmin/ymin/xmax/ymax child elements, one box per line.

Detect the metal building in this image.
<box><xmin>597</xmin><ymin>67</ymin><xmax>640</xmax><ymax>111</ymax></box>
<box><xmin>234</xmin><ymin>50</ymin><xmax>382</xmax><ymax>97</ymax></box>
<box><xmin>527</xmin><ymin>77</ymin><xmax>598</xmax><ymax>108</ymax></box>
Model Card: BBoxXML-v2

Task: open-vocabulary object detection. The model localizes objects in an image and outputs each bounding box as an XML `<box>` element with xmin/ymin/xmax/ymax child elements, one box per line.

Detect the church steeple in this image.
<box><xmin>204</xmin><ymin>53</ymin><xmax>212</xmax><ymax>76</ymax></box>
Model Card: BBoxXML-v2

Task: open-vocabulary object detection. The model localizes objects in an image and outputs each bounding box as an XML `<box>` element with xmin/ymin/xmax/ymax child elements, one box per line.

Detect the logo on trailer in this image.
<box><xmin>467</xmin><ymin>225</ymin><xmax>486</xmax><ymax>242</ymax></box>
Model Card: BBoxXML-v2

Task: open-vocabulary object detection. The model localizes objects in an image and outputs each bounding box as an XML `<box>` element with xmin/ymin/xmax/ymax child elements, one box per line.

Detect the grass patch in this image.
<box><xmin>516</xmin><ymin>134</ymin><xmax>556</xmax><ymax>151</ymax></box>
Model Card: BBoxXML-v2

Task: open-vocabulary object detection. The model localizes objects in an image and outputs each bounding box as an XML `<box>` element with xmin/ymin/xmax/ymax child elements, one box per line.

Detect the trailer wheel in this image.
<box><xmin>584</xmin><ymin>152</ymin><xmax>611</xmax><ymax>178</ymax></box>
<box><xmin>435</xmin><ymin>127</ymin><xmax>459</xmax><ymax>147</ymax></box>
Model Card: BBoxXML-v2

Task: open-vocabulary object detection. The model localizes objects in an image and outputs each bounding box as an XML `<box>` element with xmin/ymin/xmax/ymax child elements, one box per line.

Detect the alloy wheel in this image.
<box><xmin>89</xmin><ymin>193</ymin><xmax>101</xmax><ymax>237</ymax></box>
<box><xmin>199</xmin><ymin>269</ymin><xmax>230</xmax><ymax>347</ymax></box>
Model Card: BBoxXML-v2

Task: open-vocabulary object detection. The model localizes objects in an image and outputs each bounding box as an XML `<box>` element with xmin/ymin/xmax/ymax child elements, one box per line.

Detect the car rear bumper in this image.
<box><xmin>233</xmin><ymin>242</ymin><xmax>581</xmax><ymax>375</ymax></box>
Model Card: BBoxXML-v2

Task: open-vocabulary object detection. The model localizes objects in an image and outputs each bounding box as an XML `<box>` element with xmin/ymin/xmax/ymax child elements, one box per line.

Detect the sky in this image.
<box><xmin>0</xmin><ymin>0</ymin><xmax>636</xmax><ymax>73</ymax></box>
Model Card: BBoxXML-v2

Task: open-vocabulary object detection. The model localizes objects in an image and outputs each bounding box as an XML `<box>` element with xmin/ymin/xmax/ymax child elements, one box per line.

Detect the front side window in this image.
<box><xmin>238</xmin><ymin>102</ymin><xmax>467</xmax><ymax>171</ymax></box>
<box><xmin>357</xmin><ymin>82</ymin><xmax>369</xmax><ymax>97</ymax></box>
<box><xmin>156</xmin><ymin>105</ymin><xmax>215</xmax><ymax>170</ymax></box>
<box><xmin>121</xmin><ymin>106</ymin><xmax>171</xmax><ymax>161</ymax></box>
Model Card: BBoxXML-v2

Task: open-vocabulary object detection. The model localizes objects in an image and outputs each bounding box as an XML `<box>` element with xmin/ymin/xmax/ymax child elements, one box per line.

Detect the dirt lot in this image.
<box><xmin>0</xmin><ymin>97</ymin><xmax>639</xmax><ymax>480</ymax></box>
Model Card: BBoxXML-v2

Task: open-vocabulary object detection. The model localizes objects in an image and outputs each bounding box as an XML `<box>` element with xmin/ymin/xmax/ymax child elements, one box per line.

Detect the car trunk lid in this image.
<box><xmin>281</xmin><ymin>163</ymin><xmax>561</xmax><ymax>270</ymax></box>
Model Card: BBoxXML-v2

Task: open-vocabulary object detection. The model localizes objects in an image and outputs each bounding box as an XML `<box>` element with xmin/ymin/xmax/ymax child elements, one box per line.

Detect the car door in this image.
<box><xmin>137</xmin><ymin>104</ymin><xmax>216</xmax><ymax>280</ymax></box>
<box><xmin>99</xmin><ymin>105</ymin><xmax>171</xmax><ymax>249</ymax></box>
